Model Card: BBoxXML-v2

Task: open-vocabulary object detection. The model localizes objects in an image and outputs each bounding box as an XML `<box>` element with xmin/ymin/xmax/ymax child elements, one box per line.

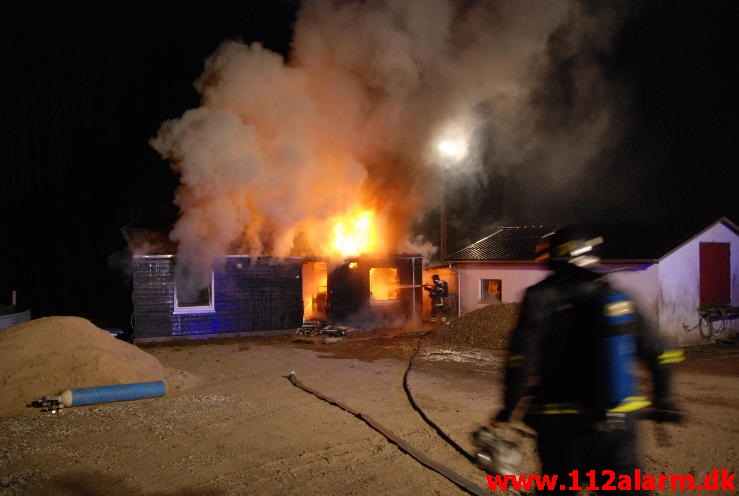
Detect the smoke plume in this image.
<box><xmin>151</xmin><ymin>0</ymin><xmax>626</xmax><ymax>295</ymax></box>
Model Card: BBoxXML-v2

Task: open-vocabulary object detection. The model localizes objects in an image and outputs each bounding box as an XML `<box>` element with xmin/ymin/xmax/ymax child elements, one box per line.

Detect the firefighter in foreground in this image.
<box><xmin>424</xmin><ymin>274</ymin><xmax>450</xmax><ymax>323</ymax></box>
<box><xmin>489</xmin><ymin>226</ymin><xmax>684</xmax><ymax>494</ymax></box>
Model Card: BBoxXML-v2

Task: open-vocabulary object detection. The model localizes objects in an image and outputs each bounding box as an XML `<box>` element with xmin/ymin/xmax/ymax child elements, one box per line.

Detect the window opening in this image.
<box><xmin>302</xmin><ymin>262</ymin><xmax>328</xmax><ymax>322</ymax></box>
<box><xmin>480</xmin><ymin>278</ymin><xmax>502</xmax><ymax>304</ymax></box>
<box><xmin>370</xmin><ymin>267</ymin><xmax>399</xmax><ymax>304</ymax></box>
<box><xmin>174</xmin><ymin>273</ymin><xmax>215</xmax><ymax>314</ymax></box>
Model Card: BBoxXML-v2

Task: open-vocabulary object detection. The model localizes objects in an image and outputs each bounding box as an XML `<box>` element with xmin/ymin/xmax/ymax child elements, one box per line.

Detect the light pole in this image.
<box><xmin>440</xmin><ymin>183</ymin><xmax>447</xmax><ymax>262</ymax></box>
<box><xmin>436</xmin><ymin>139</ymin><xmax>468</xmax><ymax>262</ymax></box>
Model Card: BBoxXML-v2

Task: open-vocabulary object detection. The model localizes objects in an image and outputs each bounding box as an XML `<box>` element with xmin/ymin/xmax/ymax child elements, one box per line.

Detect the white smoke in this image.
<box><xmin>151</xmin><ymin>0</ymin><xmax>625</xmax><ymax>294</ymax></box>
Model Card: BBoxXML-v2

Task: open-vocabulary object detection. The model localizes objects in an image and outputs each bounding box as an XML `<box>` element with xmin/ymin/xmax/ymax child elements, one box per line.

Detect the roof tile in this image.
<box><xmin>447</xmin><ymin>226</ymin><xmax>556</xmax><ymax>261</ymax></box>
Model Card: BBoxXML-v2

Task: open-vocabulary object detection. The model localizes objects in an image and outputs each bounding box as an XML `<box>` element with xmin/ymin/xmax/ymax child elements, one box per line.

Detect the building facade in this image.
<box><xmin>132</xmin><ymin>254</ymin><xmax>423</xmax><ymax>341</ymax></box>
<box><xmin>445</xmin><ymin>218</ymin><xmax>738</xmax><ymax>346</ymax></box>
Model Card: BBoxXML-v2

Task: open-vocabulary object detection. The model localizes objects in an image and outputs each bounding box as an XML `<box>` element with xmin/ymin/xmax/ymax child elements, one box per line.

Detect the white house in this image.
<box><xmin>440</xmin><ymin>218</ymin><xmax>739</xmax><ymax>346</ymax></box>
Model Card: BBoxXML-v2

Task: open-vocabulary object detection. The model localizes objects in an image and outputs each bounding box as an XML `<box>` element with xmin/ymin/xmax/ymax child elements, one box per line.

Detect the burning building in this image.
<box><xmin>132</xmin><ymin>1</ymin><xmax>629</xmax><ymax>340</ymax></box>
<box><xmin>131</xmin><ymin>253</ymin><xmax>423</xmax><ymax>342</ymax></box>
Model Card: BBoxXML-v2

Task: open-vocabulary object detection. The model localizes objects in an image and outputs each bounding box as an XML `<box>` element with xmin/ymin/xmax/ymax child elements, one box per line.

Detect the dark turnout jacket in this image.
<box><xmin>498</xmin><ymin>263</ymin><xmax>682</xmax><ymax>426</ymax></box>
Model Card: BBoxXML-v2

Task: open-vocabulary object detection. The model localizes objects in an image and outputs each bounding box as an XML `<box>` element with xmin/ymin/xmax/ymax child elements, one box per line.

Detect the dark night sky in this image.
<box><xmin>441</xmin><ymin>0</ymin><xmax>739</xmax><ymax>250</ymax></box>
<box><xmin>1</xmin><ymin>1</ymin><xmax>737</xmax><ymax>327</ymax></box>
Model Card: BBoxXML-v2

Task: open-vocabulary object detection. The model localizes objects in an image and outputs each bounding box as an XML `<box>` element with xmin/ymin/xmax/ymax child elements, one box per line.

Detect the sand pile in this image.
<box><xmin>0</xmin><ymin>316</ymin><xmax>166</xmax><ymax>417</ymax></box>
<box><xmin>426</xmin><ymin>303</ymin><xmax>521</xmax><ymax>351</ymax></box>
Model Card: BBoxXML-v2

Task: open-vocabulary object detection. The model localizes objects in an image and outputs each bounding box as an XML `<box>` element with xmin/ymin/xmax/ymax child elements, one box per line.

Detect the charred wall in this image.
<box><xmin>328</xmin><ymin>255</ymin><xmax>423</xmax><ymax>326</ymax></box>
<box><xmin>132</xmin><ymin>256</ymin><xmax>303</xmax><ymax>340</ymax></box>
<box><xmin>132</xmin><ymin>253</ymin><xmax>423</xmax><ymax>340</ymax></box>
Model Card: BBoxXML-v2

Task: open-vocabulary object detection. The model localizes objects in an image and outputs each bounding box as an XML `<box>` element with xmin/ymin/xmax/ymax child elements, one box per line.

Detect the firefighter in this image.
<box><xmin>424</xmin><ymin>274</ymin><xmax>450</xmax><ymax>322</ymax></box>
<box><xmin>490</xmin><ymin>225</ymin><xmax>684</xmax><ymax>494</ymax></box>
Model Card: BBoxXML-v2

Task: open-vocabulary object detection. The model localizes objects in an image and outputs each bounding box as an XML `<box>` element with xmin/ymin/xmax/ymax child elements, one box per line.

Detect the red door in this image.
<box><xmin>699</xmin><ymin>242</ymin><xmax>730</xmax><ymax>307</ymax></box>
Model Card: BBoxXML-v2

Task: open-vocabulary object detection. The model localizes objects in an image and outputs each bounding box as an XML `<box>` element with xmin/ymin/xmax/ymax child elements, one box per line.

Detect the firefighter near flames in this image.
<box><xmin>423</xmin><ymin>274</ymin><xmax>450</xmax><ymax>323</ymax></box>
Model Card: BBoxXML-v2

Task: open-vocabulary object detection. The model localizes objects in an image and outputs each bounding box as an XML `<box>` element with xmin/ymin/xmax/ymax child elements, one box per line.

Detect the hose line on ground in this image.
<box><xmin>402</xmin><ymin>329</ymin><xmax>478</xmax><ymax>463</ymax></box>
<box><xmin>286</xmin><ymin>370</ymin><xmax>490</xmax><ymax>496</ymax></box>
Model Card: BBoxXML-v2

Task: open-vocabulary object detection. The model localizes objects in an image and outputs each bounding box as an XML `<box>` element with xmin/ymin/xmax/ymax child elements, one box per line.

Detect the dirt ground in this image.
<box><xmin>1</xmin><ymin>324</ymin><xmax>737</xmax><ymax>496</ymax></box>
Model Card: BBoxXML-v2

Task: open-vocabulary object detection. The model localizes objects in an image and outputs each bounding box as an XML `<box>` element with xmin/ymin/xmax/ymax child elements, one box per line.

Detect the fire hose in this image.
<box><xmin>404</xmin><ymin>330</ymin><xmax>681</xmax><ymax>454</ymax></box>
<box><xmin>402</xmin><ymin>330</ymin><xmax>479</xmax><ymax>463</ymax></box>
<box><xmin>401</xmin><ymin>330</ymin><xmax>533</xmax><ymax>495</ymax></box>
<box><xmin>287</xmin><ymin>328</ymin><xmax>678</xmax><ymax>495</ymax></box>
<box><xmin>287</xmin><ymin>328</ymin><xmax>535</xmax><ymax>495</ymax></box>
<box><xmin>287</xmin><ymin>370</ymin><xmax>490</xmax><ymax>496</ymax></box>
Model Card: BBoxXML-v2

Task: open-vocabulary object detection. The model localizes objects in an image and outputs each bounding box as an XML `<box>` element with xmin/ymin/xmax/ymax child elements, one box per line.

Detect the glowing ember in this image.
<box><xmin>331</xmin><ymin>210</ymin><xmax>377</xmax><ymax>257</ymax></box>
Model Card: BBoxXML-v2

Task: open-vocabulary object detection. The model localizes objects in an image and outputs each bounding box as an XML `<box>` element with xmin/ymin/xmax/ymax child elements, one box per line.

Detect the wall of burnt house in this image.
<box><xmin>329</xmin><ymin>255</ymin><xmax>423</xmax><ymax>326</ymax></box>
<box><xmin>393</xmin><ymin>256</ymin><xmax>424</xmax><ymax>325</ymax></box>
<box><xmin>132</xmin><ymin>256</ymin><xmax>303</xmax><ymax>340</ymax></box>
<box><xmin>132</xmin><ymin>254</ymin><xmax>423</xmax><ymax>340</ymax></box>
<box><xmin>131</xmin><ymin>256</ymin><xmax>175</xmax><ymax>339</ymax></box>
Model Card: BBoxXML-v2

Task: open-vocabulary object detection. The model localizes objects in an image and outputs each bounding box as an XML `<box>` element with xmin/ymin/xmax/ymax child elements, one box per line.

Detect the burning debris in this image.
<box><xmin>295</xmin><ymin>321</ymin><xmax>359</xmax><ymax>338</ymax></box>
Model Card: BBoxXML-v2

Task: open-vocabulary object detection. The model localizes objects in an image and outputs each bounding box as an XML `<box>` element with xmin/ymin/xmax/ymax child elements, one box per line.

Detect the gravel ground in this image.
<box><xmin>1</xmin><ymin>306</ymin><xmax>737</xmax><ymax>496</ymax></box>
<box><xmin>425</xmin><ymin>303</ymin><xmax>521</xmax><ymax>351</ymax></box>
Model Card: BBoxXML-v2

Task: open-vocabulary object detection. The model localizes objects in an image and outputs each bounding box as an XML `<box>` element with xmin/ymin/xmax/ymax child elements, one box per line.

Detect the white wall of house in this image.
<box><xmin>605</xmin><ymin>264</ymin><xmax>660</xmax><ymax>326</ymax></box>
<box><xmin>454</xmin><ymin>262</ymin><xmax>658</xmax><ymax>317</ymax></box>
<box><xmin>657</xmin><ymin>221</ymin><xmax>739</xmax><ymax>346</ymax></box>
<box><xmin>453</xmin><ymin>263</ymin><xmax>549</xmax><ymax>314</ymax></box>
<box><xmin>450</xmin><ymin>218</ymin><xmax>738</xmax><ymax>347</ymax></box>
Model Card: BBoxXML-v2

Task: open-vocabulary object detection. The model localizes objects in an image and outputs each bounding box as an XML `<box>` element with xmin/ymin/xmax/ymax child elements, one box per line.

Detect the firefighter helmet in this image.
<box><xmin>536</xmin><ymin>225</ymin><xmax>603</xmax><ymax>267</ymax></box>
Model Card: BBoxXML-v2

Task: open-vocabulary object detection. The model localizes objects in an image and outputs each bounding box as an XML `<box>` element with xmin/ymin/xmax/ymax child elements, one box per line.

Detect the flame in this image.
<box><xmin>301</xmin><ymin>262</ymin><xmax>327</xmax><ymax>322</ymax></box>
<box><xmin>369</xmin><ymin>267</ymin><xmax>399</xmax><ymax>302</ymax></box>
<box><xmin>331</xmin><ymin>209</ymin><xmax>377</xmax><ymax>257</ymax></box>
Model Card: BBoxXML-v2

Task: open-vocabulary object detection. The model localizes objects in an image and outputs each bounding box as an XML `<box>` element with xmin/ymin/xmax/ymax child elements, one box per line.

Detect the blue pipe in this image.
<box><xmin>59</xmin><ymin>381</ymin><xmax>166</xmax><ymax>407</ymax></box>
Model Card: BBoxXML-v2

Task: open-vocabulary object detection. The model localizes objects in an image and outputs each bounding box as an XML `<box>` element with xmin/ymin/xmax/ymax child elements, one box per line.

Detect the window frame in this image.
<box><xmin>480</xmin><ymin>278</ymin><xmax>502</xmax><ymax>303</ymax></box>
<box><xmin>173</xmin><ymin>272</ymin><xmax>216</xmax><ymax>315</ymax></box>
<box><xmin>369</xmin><ymin>267</ymin><xmax>400</xmax><ymax>305</ymax></box>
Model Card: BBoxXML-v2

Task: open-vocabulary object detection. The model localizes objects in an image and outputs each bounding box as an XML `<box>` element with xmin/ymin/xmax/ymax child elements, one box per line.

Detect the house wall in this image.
<box><xmin>454</xmin><ymin>263</ymin><xmax>660</xmax><ymax>318</ymax></box>
<box><xmin>452</xmin><ymin>263</ymin><xmax>550</xmax><ymax>314</ymax></box>
<box><xmin>449</xmin><ymin>219</ymin><xmax>738</xmax><ymax>346</ymax></box>
<box><xmin>133</xmin><ymin>254</ymin><xmax>424</xmax><ymax>340</ymax></box>
<box><xmin>332</xmin><ymin>255</ymin><xmax>424</xmax><ymax>326</ymax></box>
<box><xmin>132</xmin><ymin>256</ymin><xmax>176</xmax><ymax>339</ymax></box>
<box><xmin>657</xmin><ymin>222</ymin><xmax>739</xmax><ymax>346</ymax></box>
<box><xmin>604</xmin><ymin>265</ymin><xmax>660</xmax><ymax>327</ymax></box>
<box><xmin>133</xmin><ymin>255</ymin><xmax>303</xmax><ymax>340</ymax></box>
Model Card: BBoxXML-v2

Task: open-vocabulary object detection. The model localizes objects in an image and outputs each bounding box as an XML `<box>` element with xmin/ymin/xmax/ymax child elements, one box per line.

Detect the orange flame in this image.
<box><xmin>369</xmin><ymin>267</ymin><xmax>399</xmax><ymax>302</ymax></box>
<box><xmin>301</xmin><ymin>261</ymin><xmax>328</xmax><ymax>322</ymax></box>
<box><xmin>331</xmin><ymin>209</ymin><xmax>377</xmax><ymax>257</ymax></box>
